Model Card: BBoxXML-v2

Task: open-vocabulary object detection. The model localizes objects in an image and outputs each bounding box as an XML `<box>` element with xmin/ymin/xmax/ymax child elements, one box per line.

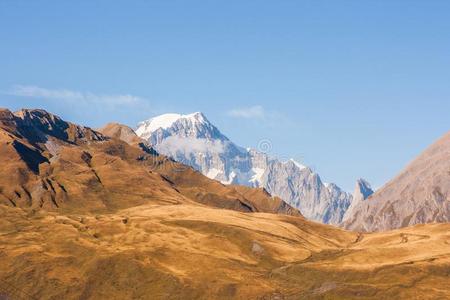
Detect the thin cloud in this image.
<box><xmin>8</xmin><ymin>85</ymin><xmax>144</xmax><ymax>108</ymax></box>
<box><xmin>156</xmin><ymin>136</ymin><xmax>226</xmax><ymax>155</ymax></box>
<box><xmin>5</xmin><ymin>84</ymin><xmax>154</xmax><ymax>127</ymax></box>
<box><xmin>227</xmin><ymin>105</ymin><xmax>265</xmax><ymax>119</ymax></box>
<box><xmin>226</xmin><ymin>105</ymin><xmax>297</xmax><ymax>129</ymax></box>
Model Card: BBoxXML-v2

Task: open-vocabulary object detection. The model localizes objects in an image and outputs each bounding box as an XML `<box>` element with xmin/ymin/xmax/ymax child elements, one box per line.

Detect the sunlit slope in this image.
<box><xmin>1</xmin><ymin>204</ymin><xmax>449</xmax><ymax>299</ymax></box>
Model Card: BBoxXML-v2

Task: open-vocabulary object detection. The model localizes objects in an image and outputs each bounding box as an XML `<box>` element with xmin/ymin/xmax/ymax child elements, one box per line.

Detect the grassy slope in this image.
<box><xmin>0</xmin><ymin>203</ymin><xmax>449</xmax><ymax>299</ymax></box>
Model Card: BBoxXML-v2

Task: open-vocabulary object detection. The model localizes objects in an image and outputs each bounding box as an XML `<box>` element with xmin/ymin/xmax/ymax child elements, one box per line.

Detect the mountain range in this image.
<box><xmin>136</xmin><ymin>112</ymin><xmax>450</xmax><ymax>232</ymax></box>
<box><xmin>1</xmin><ymin>107</ymin><xmax>449</xmax><ymax>299</ymax></box>
<box><xmin>136</xmin><ymin>112</ymin><xmax>354</xmax><ymax>225</ymax></box>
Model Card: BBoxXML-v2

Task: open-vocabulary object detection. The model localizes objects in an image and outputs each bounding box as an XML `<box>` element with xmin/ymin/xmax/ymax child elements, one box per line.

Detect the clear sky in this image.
<box><xmin>1</xmin><ymin>0</ymin><xmax>449</xmax><ymax>191</ymax></box>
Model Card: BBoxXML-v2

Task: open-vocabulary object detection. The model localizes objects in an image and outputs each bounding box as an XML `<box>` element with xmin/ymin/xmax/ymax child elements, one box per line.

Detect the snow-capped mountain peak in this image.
<box><xmin>136</xmin><ymin>112</ymin><xmax>208</xmax><ymax>136</ymax></box>
<box><xmin>135</xmin><ymin>112</ymin><xmax>353</xmax><ymax>225</ymax></box>
<box><xmin>136</xmin><ymin>111</ymin><xmax>228</xmax><ymax>144</ymax></box>
<box><xmin>286</xmin><ymin>158</ymin><xmax>307</xmax><ymax>170</ymax></box>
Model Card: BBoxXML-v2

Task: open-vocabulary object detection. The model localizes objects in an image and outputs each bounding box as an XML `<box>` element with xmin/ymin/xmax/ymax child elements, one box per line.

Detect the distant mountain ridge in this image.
<box><xmin>136</xmin><ymin>112</ymin><xmax>354</xmax><ymax>224</ymax></box>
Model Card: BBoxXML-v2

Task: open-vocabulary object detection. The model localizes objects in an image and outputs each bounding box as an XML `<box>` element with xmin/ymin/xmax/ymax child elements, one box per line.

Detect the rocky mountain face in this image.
<box><xmin>342</xmin><ymin>179</ymin><xmax>374</xmax><ymax>223</ymax></box>
<box><xmin>343</xmin><ymin>132</ymin><xmax>450</xmax><ymax>232</ymax></box>
<box><xmin>354</xmin><ymin>178</ymin><xmax>375</xmax><ymax>201</ymax></box>
<box><xmin>136</xmin><ymin>112</ymin><xmax>353</xmax><ymax>224</ymax></box>
<box><xmin>261</xmin><ymin>160</ymin><xmax>353</xmax><ymax>224</ymax></box>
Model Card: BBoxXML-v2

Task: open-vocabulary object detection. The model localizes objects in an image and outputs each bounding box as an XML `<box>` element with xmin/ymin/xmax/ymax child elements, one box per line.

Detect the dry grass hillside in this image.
<box><xmin>0</xmin><ymin>204</ymin><xmax>449</xmax><ymax>299</ymax></box>
<box><xmin>0</xmin><ymin>108</ymin><xmax>449</xmax><ymax>299</ymax></box>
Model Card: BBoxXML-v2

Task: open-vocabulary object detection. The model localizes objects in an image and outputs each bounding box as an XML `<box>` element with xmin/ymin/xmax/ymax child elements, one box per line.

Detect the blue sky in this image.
<box><xmin>1</xmin><ymin>0</ymin><xmax>449</xmax><ymax>191</ymax></box>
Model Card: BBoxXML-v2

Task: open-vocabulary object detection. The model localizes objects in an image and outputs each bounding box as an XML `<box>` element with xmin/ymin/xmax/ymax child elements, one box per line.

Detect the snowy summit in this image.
<box><xmin>135</xmin><ymin>111</ymin><xmax>355</xmax><ymax>225</ymax></box>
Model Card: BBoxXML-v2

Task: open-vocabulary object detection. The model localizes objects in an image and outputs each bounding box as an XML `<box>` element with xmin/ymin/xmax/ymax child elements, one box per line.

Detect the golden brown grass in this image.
<box><xmin>1</xmin><ymin>203</ymin><xmax>449</xmax><ymax>299</ymax></box>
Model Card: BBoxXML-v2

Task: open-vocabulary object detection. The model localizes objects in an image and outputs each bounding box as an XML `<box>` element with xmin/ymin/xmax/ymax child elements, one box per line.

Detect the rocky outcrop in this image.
<box><xmin>13</xmin><ymin>109</ymin><xmax>105</xmax><ymax>144</ymax></box>
<box><xmin>341</xmin><ymin>178</ymin><xmax>373</xmax><ymax>223</ymax></box>
<box><xmin>99</xmin><ymin>123</ymin><xmax>143</xmax><ymax>145</ymax></box>
<box><xmin>261</xmin><ymin>160</ymin><xmax>352</xmax><ymax>224</ymax></box>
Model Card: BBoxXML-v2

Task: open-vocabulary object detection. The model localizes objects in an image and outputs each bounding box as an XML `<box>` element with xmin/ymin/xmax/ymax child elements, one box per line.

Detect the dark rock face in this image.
<box><xmin>13</xmin><ymin>109</ymin><xmax>105</xmax><ymax>144</ymax></box>
<box><xmin>0</xmin><ymin>108</ymin><xmax>106</xmax><ymax>146</ymax></box>
<box><xmin>12</xmin><ymin>140</ymin><xmax>49</xmax><ymax>174</ymax></box>
<box><xmin>342</xmin><ymin>179</ymin><xmax>374</xmax><ymax>223</ymax></box>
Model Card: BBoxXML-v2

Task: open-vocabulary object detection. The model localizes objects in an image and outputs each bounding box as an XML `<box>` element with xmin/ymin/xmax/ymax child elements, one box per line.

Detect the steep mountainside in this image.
<box><xmin>344</xmin><ymin>132</ymin><xmax>450</xmax><ymax>232</ymax></box>
<box><xmin>0</xmin><ymin>108</ymin><xmax>300</xmax><ymax>216</ymax></box>
<box><xmin>135</xmin><ymin>112</ymin><xmax>352</xmax><ymax>224</ymax></box>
